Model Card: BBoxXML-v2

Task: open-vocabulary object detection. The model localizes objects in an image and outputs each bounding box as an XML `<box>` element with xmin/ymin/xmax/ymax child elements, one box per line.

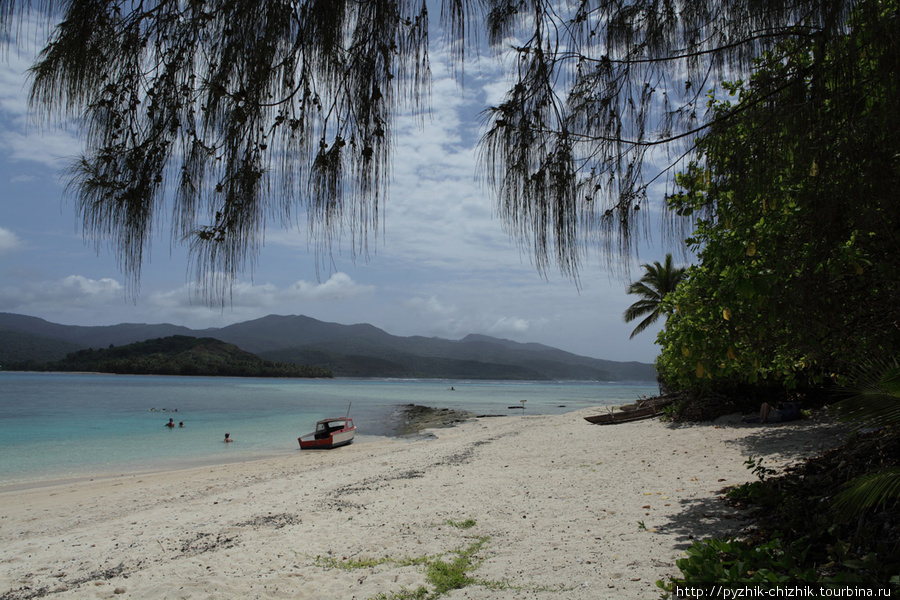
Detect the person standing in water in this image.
<box><xmin>224</xmin><ymin>433</ymin><xmax>233</xmax><ymax>442</ymax></box>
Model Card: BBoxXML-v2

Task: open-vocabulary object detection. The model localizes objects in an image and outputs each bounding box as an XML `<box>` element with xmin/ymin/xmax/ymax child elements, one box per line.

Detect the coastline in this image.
<box><xmin>0</xmin><ymin>407</ymin><xmax>848</xmax><ymax>599</ymax></box>
<box><xmin>0</xmin><ymin>404</ymin><xmax>478</xmax><ymax>494</ymax></box>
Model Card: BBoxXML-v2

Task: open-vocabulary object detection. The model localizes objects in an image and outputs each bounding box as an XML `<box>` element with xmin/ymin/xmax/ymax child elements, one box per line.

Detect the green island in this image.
<box><xmin>6</xmin><ymin>335</ymin><xmax>333</xmax><ymax>378</ymax></box>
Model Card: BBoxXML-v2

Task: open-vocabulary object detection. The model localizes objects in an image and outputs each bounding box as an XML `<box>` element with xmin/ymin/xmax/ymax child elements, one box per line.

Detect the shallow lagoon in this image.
<box><xmin>0</xmin><ymin>372</ymin><xmax>657</xmax><ymax>486</ymax></box>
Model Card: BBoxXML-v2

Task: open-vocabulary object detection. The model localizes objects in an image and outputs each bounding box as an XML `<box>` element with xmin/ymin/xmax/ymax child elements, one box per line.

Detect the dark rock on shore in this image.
<box><xmin>392</xmin><ymin>404</ymin><xmax>476</xmax><ymax>436</ymax></box>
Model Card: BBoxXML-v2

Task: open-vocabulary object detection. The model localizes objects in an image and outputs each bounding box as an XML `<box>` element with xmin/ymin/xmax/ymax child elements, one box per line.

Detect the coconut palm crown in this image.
<box><xmin>623</xmin><ymin>254</ymin><xmax>686</xmax><ymax>339</ymax></box>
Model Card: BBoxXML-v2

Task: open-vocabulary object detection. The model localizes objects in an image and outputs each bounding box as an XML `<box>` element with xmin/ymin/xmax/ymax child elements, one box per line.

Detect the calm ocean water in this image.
<box><xmin>0</xmin><ymin>372</ymin><xmax>657</xmax><ymax>487</ymax></box>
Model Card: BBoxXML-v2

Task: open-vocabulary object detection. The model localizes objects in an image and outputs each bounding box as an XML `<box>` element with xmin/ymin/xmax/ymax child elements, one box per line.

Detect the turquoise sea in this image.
<box><xmin>0</xmin><ymin>372</ymin><xmax>657</xmax><ymax>487</ymax></box>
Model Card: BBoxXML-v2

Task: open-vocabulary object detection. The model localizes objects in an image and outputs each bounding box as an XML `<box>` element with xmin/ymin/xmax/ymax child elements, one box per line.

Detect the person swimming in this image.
<box><xmin>224</xmin><ymin>433</ymin><xmax>233</xmax><ymax>442</ymax></box>
<box><xmin>165</xmin><ymin>418</ymin><xmax>175</xmax><ymax>428</ymax></box>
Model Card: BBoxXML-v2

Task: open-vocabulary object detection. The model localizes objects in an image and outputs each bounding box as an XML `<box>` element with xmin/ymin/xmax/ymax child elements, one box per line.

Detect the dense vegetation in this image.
<box><xmin>657</xmin><ymin>0</ymin><xmax>900</xmax><ymax>394</ymax></box>
<box><xmin>652</xmin><ymin>0</ymin><xmax>900</xmax><ymax>589</ymax></box>
<box><xmin>7</xmin><ymin>335</ymin><xmax>332</xmax><ymax>378</ymax></box>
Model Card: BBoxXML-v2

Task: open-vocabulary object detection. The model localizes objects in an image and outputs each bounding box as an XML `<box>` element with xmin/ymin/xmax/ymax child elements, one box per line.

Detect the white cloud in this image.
<box><xmin>0</xmin><ymin>275</ymin><xmax>124</xmax><ymax>311</ymax></box>
<box><xmin>0</xmin><ymin>227</ymin><xmax>23</xmax><ymax>254</ymax></box>
<box><xmin>144</xmin><ymin>272</ymin><xmax>374</xmax><ymax>316</ymax></box>
<box><xmin>0</xmin><ymin>21</ymin><xmax>82</xmax><ymax>168</ymax></box>
<box><xmin>487</xmin><ymin>316</ymin><xmax>533</xmax><ymax>336</ymax></box>
<box><xmin>0</xmin><ymin>47</ymin><xmax>33</xmax><ymax>118</ymax></box>
<box><xmin>0</xmin><ymin>128</ymin><xmax>81</xmax><ymax>168</ymax></box>
<box><xmin>60</xmin><ymin>275</ymin><xmax>123</xmax><ymax>296</ymax></box>
<box><xmin>399</xmin><ymin>293</ymin><xmax>543</xmax><ymax>342</ymax></box>
<box><xmin>10</xmin><ymin>174</ymin><xmax>38</xmax><ymax>183</ymax></box>
<box><xmin>283</xmin><ymin>272</ymin><xmax>374</xmax><ymax>301</ymax></box>
<box><xmin>406</xmin><ymin>295</ymin><xmax>456</xmax><ymax>318</ymax></box>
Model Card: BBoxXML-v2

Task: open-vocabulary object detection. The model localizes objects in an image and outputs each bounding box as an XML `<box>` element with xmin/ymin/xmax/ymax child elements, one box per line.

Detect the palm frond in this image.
<box><xmin>834</xmin><ymin>468</ymin><xmax>900</xmax><ymax>514</ymax></box>
<box><xmin>623</xmin><ymin>300</ymin><xmax>659</xmax><ymax>323</ymax></box>
<box><xmin>629</xmin><ymin>312</ymin><xmax>660</xmax><ymax>339</ymax></box>
<box><xmin>830</xmin><ymin>361</ymin><xmax>900</xmax><ymax>517</ymax></box>
<box><xmin>832</xmin><ymin>361</ymin><xmax>900</xmax><ymax>429</ymax></box>
<box><xmin>626</xmin><ymin>281</ymin><xmax>661</xmax><ymax>300</ymax></box>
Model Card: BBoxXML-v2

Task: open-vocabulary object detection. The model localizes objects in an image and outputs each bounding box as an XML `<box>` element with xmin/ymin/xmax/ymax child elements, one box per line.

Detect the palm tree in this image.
<box><xmin>832</xmin><ymin>361</ymin><xmax>900</xmax><ymax>515</ymax></box>
<box><xmin>623</xmin><ymin>254</ymin><xmax>686</xmax><ymax>339</ymax></box>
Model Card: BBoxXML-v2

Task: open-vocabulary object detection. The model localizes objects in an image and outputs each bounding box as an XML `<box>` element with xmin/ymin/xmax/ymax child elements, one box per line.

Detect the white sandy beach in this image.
<box><xmin>0</xmin><ymin>408</ymin><xmax>848</xmax><ymax>599</ymax></box>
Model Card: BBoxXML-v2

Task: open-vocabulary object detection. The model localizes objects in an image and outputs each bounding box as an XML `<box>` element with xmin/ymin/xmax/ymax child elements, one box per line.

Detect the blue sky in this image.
<box><xmin>0</xmin><ymin>17</ymin><xmax>682</xmax><ymax>364</ymax></box>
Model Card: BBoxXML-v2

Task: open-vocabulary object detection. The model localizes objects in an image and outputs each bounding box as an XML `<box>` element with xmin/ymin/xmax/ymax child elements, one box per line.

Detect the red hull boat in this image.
<box><xmin>298</xmin><ymin>417</ymin><xmax>356</xmax><ymax>450</ymax></box>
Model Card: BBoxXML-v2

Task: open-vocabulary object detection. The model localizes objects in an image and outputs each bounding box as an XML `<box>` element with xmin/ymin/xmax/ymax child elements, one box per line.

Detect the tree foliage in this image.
<box><xmin>655</xmin><ymin>0</ymin><xmax>900</xmax><ymax>390</ymax></box>
<box><xmin>0</xmin><ymin>0</ymin><xmax>875</xmax><ymax>294</ymax></box>
<box><xmin>477</xmin><ymin>0</ymin><xmax>859</xmax><ymax>276</ymax></box>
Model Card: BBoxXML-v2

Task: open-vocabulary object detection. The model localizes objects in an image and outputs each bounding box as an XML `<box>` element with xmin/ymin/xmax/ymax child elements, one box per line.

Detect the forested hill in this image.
<box><xmin>0</xmin><ymin>313</ymin><xmax>657</xmax><ymax>381</ymax></box>
<box><xmin>8</xmin><ymin>335</ymin><xmax>333</xmax><ymax>378</ymax></box>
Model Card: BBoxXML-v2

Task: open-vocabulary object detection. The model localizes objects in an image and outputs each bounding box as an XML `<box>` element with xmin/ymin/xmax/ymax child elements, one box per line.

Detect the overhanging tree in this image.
<box><xmin>477</xmin><ymin>0</ymin><xmax>861</xmax><ymax>276</ymax></box>
<box><xmin>0</xmin><ymin>0</ymin><xmax>877</xmax><ymax>296</ymax></box>
<box><xmin>9</xmin><ymin>0</ymin><xmax>434</xmax><ymax>297</ymax></box>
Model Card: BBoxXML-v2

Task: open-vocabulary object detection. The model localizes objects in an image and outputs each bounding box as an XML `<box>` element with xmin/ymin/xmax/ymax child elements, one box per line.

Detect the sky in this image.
<box><xmin>0</xmin><ymin>14</ymin><xmax>683</xmax><ymax>364</ymax></box>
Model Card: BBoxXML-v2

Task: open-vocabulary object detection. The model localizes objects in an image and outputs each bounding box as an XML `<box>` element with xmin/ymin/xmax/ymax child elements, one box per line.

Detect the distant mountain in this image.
<box><xmin>0</xmin><ymin>312</ymin><xmax>657</xmax><ymax>381</ymax></box>
<box><xmin>0</xmin><ymin>326</ymin><xmax>84</xmax><ymax>365</ymax></box>
<box><xmin>0</xmin><ymin>313</ymin><xmax>195</xmax><ymax>348</ymax></box>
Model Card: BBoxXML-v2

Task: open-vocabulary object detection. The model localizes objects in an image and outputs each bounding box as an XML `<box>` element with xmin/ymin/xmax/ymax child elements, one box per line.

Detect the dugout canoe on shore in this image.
<box><xmin>584</xmin><ymin>395</ymin><xmax>676</xmax><ymax>425</ymax></box>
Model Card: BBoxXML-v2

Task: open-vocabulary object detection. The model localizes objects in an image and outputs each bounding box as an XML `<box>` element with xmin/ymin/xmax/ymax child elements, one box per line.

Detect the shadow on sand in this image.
<box><xmin>653</xmin><ymin>412</ymin><xmax>851</xmax><ymax>553</ymax></box>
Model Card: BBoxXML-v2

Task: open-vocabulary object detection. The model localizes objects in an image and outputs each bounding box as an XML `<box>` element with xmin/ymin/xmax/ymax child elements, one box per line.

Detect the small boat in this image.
<box><xmin>584</xmin><ymin>405</ymin><xmax>659</xmax><ymax>425</ymax></box>
<box><xmin>584</xmin><ymin>395</ymin><xmax>678</xmax><ymax>425</ymax></box>
<box><xmin>298</xmin><ymin>417</ymin><xmax>356</xmax><ymax>449</ymax></box>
